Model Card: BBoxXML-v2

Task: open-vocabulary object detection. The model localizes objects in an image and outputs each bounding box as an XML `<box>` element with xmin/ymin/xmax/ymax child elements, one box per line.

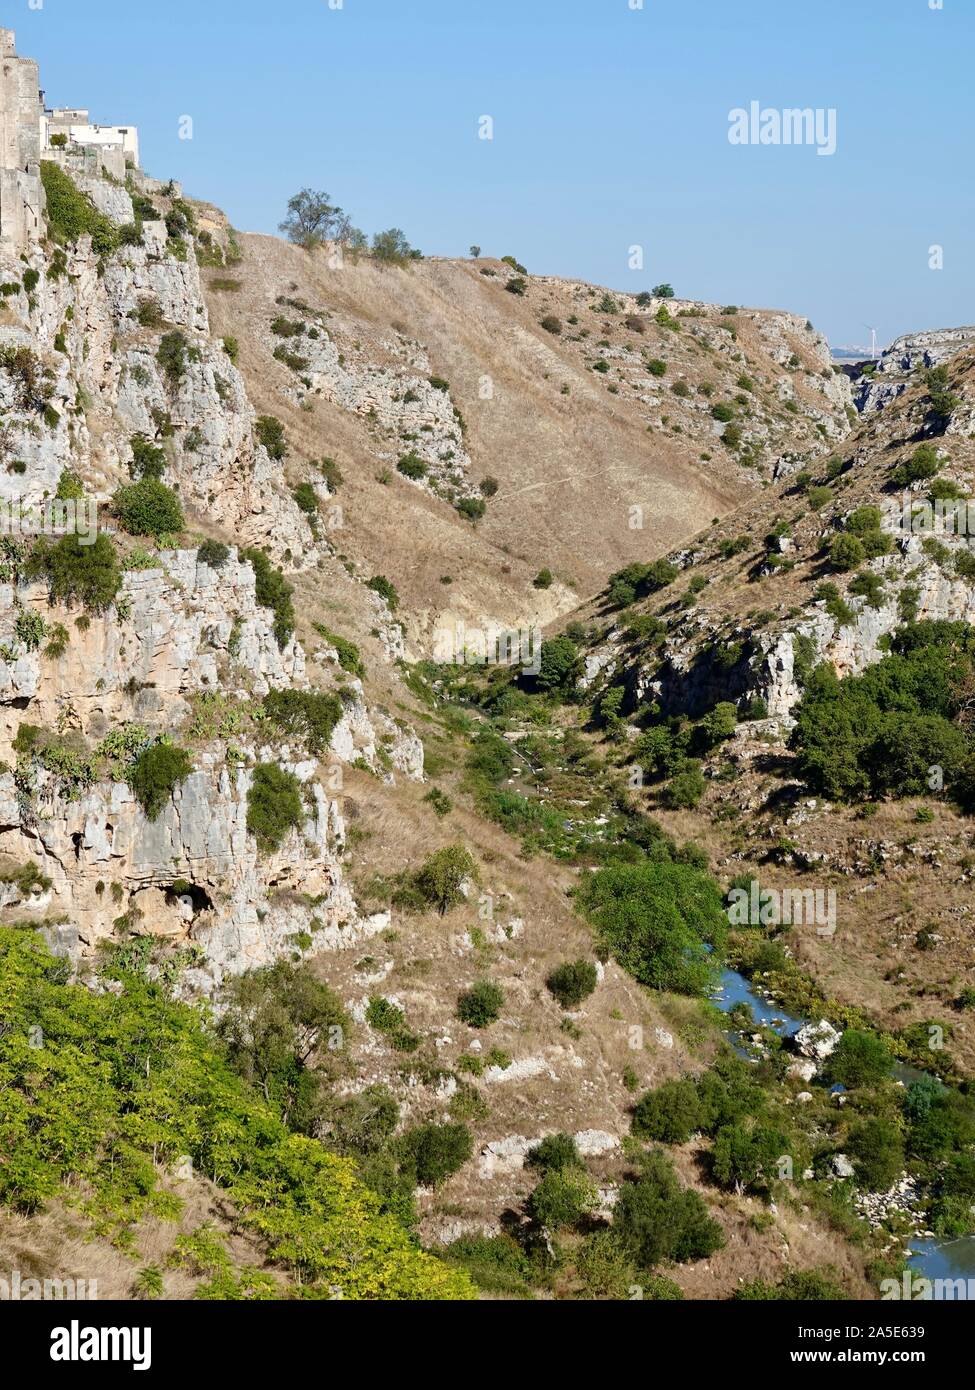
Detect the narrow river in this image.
<box><xmin>711</xmin><ymin>965</ymin><xmax>975</xmax><ymax>1288</ymax></box>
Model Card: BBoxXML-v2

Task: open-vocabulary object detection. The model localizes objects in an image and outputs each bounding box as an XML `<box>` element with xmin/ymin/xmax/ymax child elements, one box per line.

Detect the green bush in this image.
<box><xmin>292</xmin><ymin>482</ymin><xmax>319</xmax><ymax>518</ymax></box>
<box><xmin>456</xmin><ymin>981</ymin><xmax>505</xmax><ymax>1028</ymax></box>
<box><xmin>578</xmin><ymin>860</ymin><xmax>726</xmax><ymax>995</ymax></box>
<box><xmin>40</xmin><ymin>162</ymin><xmax>118</xmax><ymax>253</ymax></box>
<box><xmin>246</xmin><ymin>763</ymin><xmax>305</xmax><ymax>851</ymax></box>
<box><xmin>546</xmin><ymin>959</ymin><xmax>598</xmax><ymax>1008</ymax></box>
<box><xmin>399</xmin><ymin>1122</ymin><xmax>472</xmax><ymax>1188</ymax></box>
<box><xmin>128</xmin><ymin>741</ymin><xmax>193</xmax><ymax>820</ymax></box>
<box><xmin>829</xmin><ymin>1029</ymin><xmax>893</xmax><ymax>1089</ymax></box>
<box><xmin>413</xmin><ymin>845</ymin><xmax>478</xmax><ymax>914</ymax></box>
<box><xmin>613</xmin><ymin>1150</ymin><xmax>724</xmax><ymax>1268</ymax></box>
<box><xmin>847</xmin><ymin>1115</ymin><xmax>905</xmax><ymax>1190</ymax></box>
<box><xmin>114</xmin><ymin>479</ymin><xmax>184</xmax><ymax>538</ymax></box>
<box><xmin>710</xmin><ymin>1122</ymin><xmax>790</xmax><ymax>1193</ymax></box>
<box><xmin>533</xmin><ymin>568</ymin><xmax>554</xmax><ymax>590</ymax></box>
<box><xmin>736</xmin><ymin>1269</ymin><xmax>845</xmax><ymax>1301</ymax></box>
<box><xmin>263</xmin><ymin>688</ymin><xmax>343</xmax><ymax>756</ymax></box>
<box><xmin>27</xmin><ymin>533</ymin><xmax>121</xmax><ymax>613</ymax></box>
<box><xmin>891</xmin><ymin>444</ymin><xmax>940</xmax><ymax>487</ymax></box>
<box><xmin>157</xmin><ymin>331</ymin><xmax>189</xmax><ymax>385</ymax></box>
<box><xmin>792</xmin><ymin>621</ymin><xmax>975</xmax><ymax>802</ymax></box>
<box><xmin>830</xmin><ymin>533</ymin><xmax>865</xmax><ymax>572</ymax></box>
<box><xmin>632</xmin><ymin>1078</ymin><xmax>703</xmax><ymax>1144</ymax></box>
<box><xmin>528</xmin><ymin>1169</ymin><xmax>598</xmax><ymax>1229</ymax></box>
<box><xmin>197</xmin><ymin>539</ymin><xmax>230</xmax><ymax>569</ymax></box>
<box><xmin>129</xmin><ymin>434</ymin><xmax>167</xmax><ymax>480</ymax></box>
<box><xmin>256</xmin><ymin>415</ymin><xmax>287</xmax><ymax>461</ymax></box>
<box><xmin>533</xmin><ymin>634</ymin><xmax>579</xmax><ymax>694</ymax></box>
<box><xmin>0</xmin><ymin>927</ymin><xmax>472</xmax><ymax>1299</ymax></box>
<box><xmin>663</xmin><ymin>761</ymin><xmax>706</xmax><ymax>809</ymax></box>
<box><xmin>526</xmin><ymin>1133</ymin><xmax>584</xmax><ymax>1173</ymax></box>
<box><xmin>242</xmin><ymin>548</ymin><xmax>295</xmax><ymax>648</ymax></box>
<box><xmin>397</xmin><ymin>454</ymin><xmax>427</xmax><ymax>481</ymax></box>
<box><xmin>366</xmin><ymin>575</ymin><xmax>399</xmax><ymax>612</ymax></box>
<box><xmin>456</xmin><ymin>497</ymin><xmax>486</xmax><ymax>523</ymax></box>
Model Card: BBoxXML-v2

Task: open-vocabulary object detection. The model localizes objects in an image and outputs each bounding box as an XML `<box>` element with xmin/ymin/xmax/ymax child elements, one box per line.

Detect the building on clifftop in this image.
<box><xmin>0</xmin><ymin>27</ymin><xmax>140</xmax><ymax>253</ymax></box>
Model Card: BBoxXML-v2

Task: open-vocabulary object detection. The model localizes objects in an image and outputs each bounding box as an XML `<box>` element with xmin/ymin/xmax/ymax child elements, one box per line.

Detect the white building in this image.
<box><xmin>42</xmin><ymin>106</ymin><xmax>140</xmax><ymax>168</ymax></box>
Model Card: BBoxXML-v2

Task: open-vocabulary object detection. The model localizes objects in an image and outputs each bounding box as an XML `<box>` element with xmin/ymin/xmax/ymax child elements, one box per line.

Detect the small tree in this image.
<box><xmin>414</xmin><ymin>844</ymin><xmax>478</xmax><ymax>914</ymax></box>
<box><xmin>279</xmin><ymin>189</ymin><xmax>350</xmax><ymax>249</ymax></box>
<box><xmin>829</xmin><ymin>1029</ymin><xmax>892</xmax><ymax>1088</ymax></box>
<box><xmin>651</xmin><ymin>283</ymin><xmax>675</xmax><ymax>299</ymax></box>
<box><xmin>469</xmin><ymin>245</ymin><xmax>482</xmax><ymax>258</ymax></box>
<box><xmin>256</xmin><ymin>415</ymin><xmax>287</xmax><ymax>461</ymax></box>
<box><xmin>372</xmin><ymin>228</ymin><xmax>417</xmax><ymax>266</ymax></box>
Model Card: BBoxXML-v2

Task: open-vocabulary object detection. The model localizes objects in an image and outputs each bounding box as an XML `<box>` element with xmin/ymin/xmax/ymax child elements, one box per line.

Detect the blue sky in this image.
<box><xmin>18</xmin><ymin>0</ymin><xmax>973</xmax><ymax>348</ymax></box>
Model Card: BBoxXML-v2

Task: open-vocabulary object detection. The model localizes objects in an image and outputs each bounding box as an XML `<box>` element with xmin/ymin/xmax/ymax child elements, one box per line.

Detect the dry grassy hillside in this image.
<box><xmin>200</xmin><ymin>223</ymin><xmax>850</xmax><ymax>649</ymax></box>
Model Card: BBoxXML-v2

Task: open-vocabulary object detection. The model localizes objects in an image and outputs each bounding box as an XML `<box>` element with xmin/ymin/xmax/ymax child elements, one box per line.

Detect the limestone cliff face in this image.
<box><xmin>0</xmin><ymin>547</ymin><xmax>418</xmax><ymax>992</ymax></box>
<box><xmin>0</xmin><ymin>172</ymin><xmax>430</xmax><ymax>994</ymax></box>
<box><xmin>854</xmin><ymin>327</ymin><xmax>975</xmax><ymax>415</ymax></box>
<box><xmin>0</xmin><ymin>186</ymin><xmax>313</xmax><ymax>564</ymax></box>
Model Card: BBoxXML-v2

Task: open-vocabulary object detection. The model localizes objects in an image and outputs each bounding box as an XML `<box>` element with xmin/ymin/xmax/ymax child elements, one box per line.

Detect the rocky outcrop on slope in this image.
<box><xmin>854</xmin><ymin>327</ymin><xmax>975</xmax><ymax>414</ymax></box>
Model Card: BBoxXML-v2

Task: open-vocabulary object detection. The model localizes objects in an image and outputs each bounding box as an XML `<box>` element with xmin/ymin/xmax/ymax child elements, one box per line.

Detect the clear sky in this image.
<box><xmin>17</xmin><ymin>0</ymin><xmax>973</xmax><ymax>349</ymax></box>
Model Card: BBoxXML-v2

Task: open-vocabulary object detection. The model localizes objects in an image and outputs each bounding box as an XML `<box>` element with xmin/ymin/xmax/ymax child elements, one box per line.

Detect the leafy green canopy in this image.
<box><xmin>0</xmin><ymin>928</ymin><xmax>474</xmax><ymax>1300</ymax></box>
<box><xmin>792</xmin><ymin>621</ymin><xmax>975</xmax><ymax>802</ymax></box>
<box><xmin>578</xmin><ymin>860</ymin><xmax>727</xmax><ymax>995</ymax></box>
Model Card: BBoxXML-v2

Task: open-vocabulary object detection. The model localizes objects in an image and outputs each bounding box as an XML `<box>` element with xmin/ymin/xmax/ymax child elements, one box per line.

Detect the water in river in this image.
<box><xmin>711</xmin><ymin>964</ymin><xmax>975</xmax><ymax>1290</ymax></box>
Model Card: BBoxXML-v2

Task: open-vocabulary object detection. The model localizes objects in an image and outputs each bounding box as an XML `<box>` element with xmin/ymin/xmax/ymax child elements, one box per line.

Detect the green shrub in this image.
<box><xmin>532</xmin><ymin>634</ymin><xmax>579</xmax><ymax>694</ymax></box>
<box><xmin>891</xmin><ymin>444</ymin><xmax>940</xmax><ymax>487</ymax></box>
<box><xmin>526</xmin><ymin>1133</ymin><xmax>584</xmax><ymax>1173</ymax></box>
<box><xmin>413</xmin><ymin>844</ymin><xmax>478</xmax><ymax>914</ymax></box>
<box><xmin>256</xmin><ymin>415</ymin><xmax>287</xmax><ymax>461</ymax></box>
<box><xmin>197</xmin><ymin>539</ymin><xmax>230</xmax><ymax>569</ymax></box>
<box><xmin>263</xmin><ymin>688</ymin><xmax>343</xmax><ymax>755</ymax></box>
<box><xmin>578</xmin><ymin>861</ymin><xmax>726</xmax><ymax>995</ymax></box>
<box><xmin>292</xmin><ymin>482</ymin><xmax>319</xmax><ymax>519</ymax></box>
<box><xmin>114</xmin><ymin>479</ymin><xmax>184</xmax><ymax>538</ymax></box>
<box><xmin>528</xmin><ymin>1169</ymin><xmax>598</xmax><ymax>1229</ymax></box>
<box><xmin>663</xmin><ymin>761</ymin><xmax>706</xmax><ymax>809</ymax></box>
<box><xmin>129</xmin><ymin>434</ymin><xmax>167</xmax><ymax>481</ymax></box>
<box><xmin>829</xmin><ymin>1029</ymin><xmax>893</xmax><ymax>1088</ymax></box>
<box><xmin>632</xmin><ymin>1078</ymin><xmax>703</xmax><ymax>1144</ymax></box>
<box><xmin>366</xmin><ymin>575</ymin><xmax>400</xmax><ymax>612</ymax></box>
<box><xmin>456</xmin><ymin>981</ymin><xmax>505</xmax><ymax>1028</ymax></box>
<box><xmin>736</xmin><ymin>1270</ymin><xmax>845</xmax><ymax>1301</ymax></box>
<box><xmin>613</xmin><ymin>1150</ymin><xmax>724</xmax><ymax>1268</ymax></box>
<box><xmin>456</xmin><ymin>497</ymin><xmax>486</xmax><ymax>523</ymax></box>
<box><xmin>830</xmin><ymin>533</ymin><xmax>865</xmax><ymax>571</ymax></box>
<box><xmin>0</xmin><ymin>927</ymin><xmax>472</xmax><ymax>1299</ymax></box>
<box><xmin>399</xmin><ymin>1123</ymin><xmax>472</xmax><ymax>1188</ymax></box>
<box><xmin>546</xmin><ymin>959</ymin><xmax>598</xmax><ymax>1008</ymax></box>
<box><xmin>40</xmin><ymin>162</ymin><xmax>118</xmax><ymax>253</ymax></box>
<box><xmin>792</xmin><ymin>621</ymin><xmax>975</xmax><ymax>801</ymax></box>
<box><xmin>397</xmin><ymin>454</ymin><xmax>427</xmax><ymax>481</ymax></box>
<box><xmin>242</xmin><ymin>548</ymin><xmax>295</xmax><ymax>648</ymax></box>
<box><xmin>156</xmin><ymin>331</ymin><xmax>189</xmax><ymax>385</ymax></box>
<box><xmin>710</xmin><ymin>1122</ymin><xmax>790</xmax><ymax>1194</ymax></box>
<box><xmin>128</xmin><ymin>741</ymin><xmax>193</xmax><ymax>820</ymax></box>
<box><xmin>533</xmin><ymin>568</ymin><xmax>554</xmax><ymax>590</ymax></box>
<box><xmin>847</xmin><ymin>1115</ymin><xmax>905</xmax><ymax>1190</ymax></box>
<box><xmin>27</xmin><ymin>533</ymin><xmax>121</xmax><ymax>613</ymax></box>
<box><xmin>246</xmin><ymin>763</ymin><xmax>305</xmax><ymax>851</ymax></box>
